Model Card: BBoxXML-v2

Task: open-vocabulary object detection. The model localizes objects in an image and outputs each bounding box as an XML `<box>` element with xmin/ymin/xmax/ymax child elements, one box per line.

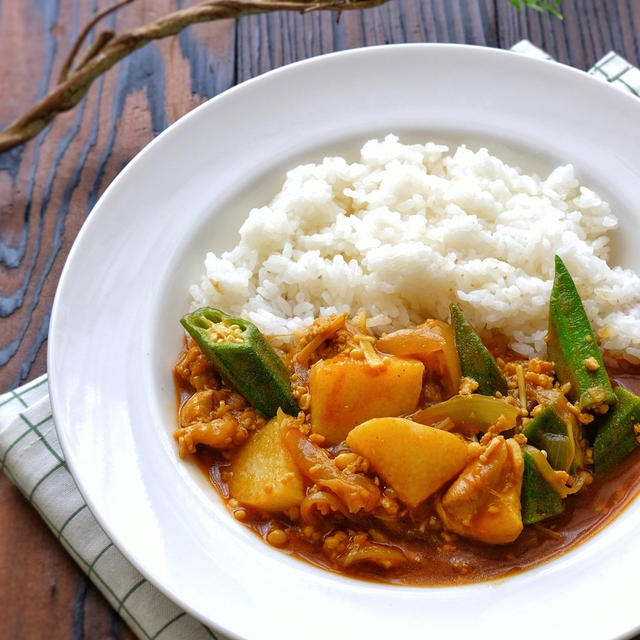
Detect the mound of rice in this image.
<box><xmin>190</xmin><ymin>135</ymin><xmax>640</xmax><ymax>363</ymax></box>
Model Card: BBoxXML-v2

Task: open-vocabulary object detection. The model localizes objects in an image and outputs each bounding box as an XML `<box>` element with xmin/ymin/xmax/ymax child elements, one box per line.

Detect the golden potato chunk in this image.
<box><xmin>229</xmin><ymin>416</ymin><xmax>304</xmax><ymax>512</ymax></box>
<box><xmin>346</xmin><ymin>417</ymin><xmax>469</xmax><ymax>508</ymax></box>
<box><xmin>310</xmin><ymin>356</ymin><xmax>424</xmax><ymax>445</ymax></box>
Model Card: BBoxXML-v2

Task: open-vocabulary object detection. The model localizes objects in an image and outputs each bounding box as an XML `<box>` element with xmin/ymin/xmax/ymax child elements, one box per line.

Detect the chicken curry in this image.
<box><xmin>172</xmin><ymin>256</ymin><xmax>640</xmax><ymax>584</ymax></box>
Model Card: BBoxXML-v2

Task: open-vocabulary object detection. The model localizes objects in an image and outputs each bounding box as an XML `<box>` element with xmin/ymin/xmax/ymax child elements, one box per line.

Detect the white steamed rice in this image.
<box><xmin>190</xmin><ymin>135</ymin><xmax>640</xmax><ymax>363</ymax></box>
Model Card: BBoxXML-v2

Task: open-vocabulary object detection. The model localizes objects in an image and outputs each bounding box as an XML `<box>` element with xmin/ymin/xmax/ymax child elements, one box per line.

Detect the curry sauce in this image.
<box><xmin>192</xmin><ymin>442</ymin><xmax>640</xmax><ymax>585</ymax></box>
<box><xmin>173</xmin><ymin>309</ymin><xmax>640</xmax><ymax>586</ymax></box>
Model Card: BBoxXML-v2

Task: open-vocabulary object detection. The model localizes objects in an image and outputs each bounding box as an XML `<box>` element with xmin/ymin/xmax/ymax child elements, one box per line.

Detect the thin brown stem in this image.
<box><xmin>1</xmin><ymin>0</ymin><xmax>391</xmax><ymax>154</ymax></box>
<box><xmin>58</xmin><ymin>0</ymin><xmax>137</xmax><ymax>83</ymax></box>
<box><xmin>73</xmin><ymin>30</ymin><xmax>116</xmax><ymax>72</ymax></box>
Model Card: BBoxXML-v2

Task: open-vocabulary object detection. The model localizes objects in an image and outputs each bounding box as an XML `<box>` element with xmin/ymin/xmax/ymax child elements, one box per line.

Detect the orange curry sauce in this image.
<box><xmin>174</xmin><ymin>358</ymin><xmax>640</xmax><ymax>586</ymax></box>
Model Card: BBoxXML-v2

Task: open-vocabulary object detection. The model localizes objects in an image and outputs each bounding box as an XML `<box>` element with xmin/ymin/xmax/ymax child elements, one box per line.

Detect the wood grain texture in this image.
<box><xmin>496</xmin><ymin>0</ymin><xmax>640</xmax><ymax>67</ymax></box>
<box><xmin>1</xmin><ymin>1</ymin><xmax>638</xmax><ymax>638</ymax></box>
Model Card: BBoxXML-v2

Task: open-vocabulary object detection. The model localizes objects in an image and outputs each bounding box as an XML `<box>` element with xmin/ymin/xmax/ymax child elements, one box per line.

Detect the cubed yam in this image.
<box><xmin>229</xmin><ymin>416</ymin><xmax>304</xmax><ymax>512</ymax></box>
<box><xmin>310</xmin><ymin>356</ymin><xmax>424</xmax><ymax>445</ymax></box>
<box><xmin>346</xmin><ymin>417</ymin><xmax>469</xmax><ymax>508</ymax></box>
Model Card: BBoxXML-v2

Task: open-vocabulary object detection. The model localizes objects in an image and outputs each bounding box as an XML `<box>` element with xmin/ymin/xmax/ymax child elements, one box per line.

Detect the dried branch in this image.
<box><xmin>57</xmin><ymin>0</ymin><xmax>136</xmax><ymax>83</ymax></box>
<box><xmin>0</xmin><ymin>0</ymin><xmax>391</xmax><ymax>154</ymax></box>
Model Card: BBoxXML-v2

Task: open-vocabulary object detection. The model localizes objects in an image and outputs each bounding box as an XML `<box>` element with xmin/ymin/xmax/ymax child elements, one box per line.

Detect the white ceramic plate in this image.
<box><xmin>49</xmin><ymin>44</ymin><xmax>640</xmax><ymax>640</ymax></box>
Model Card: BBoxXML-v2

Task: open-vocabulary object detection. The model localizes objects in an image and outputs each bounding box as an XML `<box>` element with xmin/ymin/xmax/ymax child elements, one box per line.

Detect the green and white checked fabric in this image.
<box><xmin>0</xmin><ymin>376</ymin><xmax>220</xmax><ymax>640</ymax></box>
<box><xmin>1</xmin><ymin>41</ymin><xmax>638</xmax><ymax>640</ymax></box>
<box><xmin>591</xmin><ymin>51</ymin><xmax>640</xmax><ymax>96</ymax></box>
<box><xmin>513</xmin><ymin>39</ymin><xmax>640</xmax><ymax>95</ymax></box>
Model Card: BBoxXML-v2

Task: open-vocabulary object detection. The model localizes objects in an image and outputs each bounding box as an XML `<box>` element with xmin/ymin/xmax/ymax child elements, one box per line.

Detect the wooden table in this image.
<box><xmin>1</xmin><ymin>1</ymin><xmax>638</xmax><ymax>637</ymax></box>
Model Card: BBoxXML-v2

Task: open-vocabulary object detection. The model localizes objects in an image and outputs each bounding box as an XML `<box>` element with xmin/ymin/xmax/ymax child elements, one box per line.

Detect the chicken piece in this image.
<box><xmin>174</xmin><ymin>342</ymin><xmax>218</xmax><ymax>391</ymax></box>
<box><xmin>282</xmin><ymin>427</ymin><xmax>381</xmax><ymax>513</ymax></box>
<box><xmin>436</xmin><ymin>436</ymin><xmax>524</xmax><ymax>544</ymax></box>
<box><xmin>174</xmin><ymin>388</ymin><xmax>264</xmax><ymax>457</ymax></box>
<box><xmin>174</xmin><ymin>415</ymin><xmax>245</xmax><ymax>457</ymax></box>
<box><xmin>179</xmin><ymin>389</ymin><xmax>245</xmax><ymax>426</ymax></box>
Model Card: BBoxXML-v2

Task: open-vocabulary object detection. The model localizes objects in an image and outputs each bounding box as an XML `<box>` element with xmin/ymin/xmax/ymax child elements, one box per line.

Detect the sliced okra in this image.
<box><xmin>547</xmin><ymin>255</ymin><xmax>615</xmax><ymax>412</ymax></box>
<box><xmin>180</xmin><ymin>307</ymin><xmax>299</xmax><ymax>419</ymax></box>
<box><xmin>449</xmin><ymin>303</ymin><xmax>508</xmax><ymax>397</ymax></box>
<box><xmin>593</xmin><ymin>386</ymin><xmax>640</xmax><ymax>476</ymax></box>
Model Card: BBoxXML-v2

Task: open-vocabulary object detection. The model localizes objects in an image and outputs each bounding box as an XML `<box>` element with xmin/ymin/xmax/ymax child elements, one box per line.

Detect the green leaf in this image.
<box><xmin>507</xmin><ymin>0</ymin><xmax>563</xmax><ymax>18</ymax></box>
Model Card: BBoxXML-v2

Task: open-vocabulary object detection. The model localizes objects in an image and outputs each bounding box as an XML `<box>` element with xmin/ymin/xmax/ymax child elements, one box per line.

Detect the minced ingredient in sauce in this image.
<box><xmin>172</xmin><ymin>263</ymin><xmax>640</xmax><ymax>585</ymax></box>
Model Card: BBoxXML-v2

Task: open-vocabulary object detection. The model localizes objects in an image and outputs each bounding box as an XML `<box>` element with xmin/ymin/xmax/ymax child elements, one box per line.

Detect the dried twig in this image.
<box><xmin>0</xmin><ymin>0</ymin><xmax>391</xmax><ymax>154</ymax></box>
<box><xmin>57</xmin><ymin>0</ymin><xmax>136</xmax><ymax>82</ymax></box>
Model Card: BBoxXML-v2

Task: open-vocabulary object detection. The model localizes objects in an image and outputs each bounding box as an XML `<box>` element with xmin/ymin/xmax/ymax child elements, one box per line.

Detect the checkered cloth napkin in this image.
<box><xmin>511</xmin><ymin>40</ymin><xmax>640</xmax><ymax>94</ymax></box>
<box><xmin>1</xmin><ymin>41</ymin><xmax>638</xmax><ymax>640</ymax></box>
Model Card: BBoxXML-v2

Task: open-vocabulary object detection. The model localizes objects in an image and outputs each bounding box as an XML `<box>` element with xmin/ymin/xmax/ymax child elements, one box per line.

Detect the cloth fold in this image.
<box><xmin>0</xmin><ymin>376</ymin><xmax>218</xmax><ymax>640</ymax></box>
<box><xmin>1</xmin><ymin>41</ymin><xmax>638</xmax><ymax>640</ymax></box>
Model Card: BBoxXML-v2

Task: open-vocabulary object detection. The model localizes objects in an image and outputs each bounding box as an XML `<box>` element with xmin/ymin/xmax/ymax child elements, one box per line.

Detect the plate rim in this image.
<box><xmin>48</xmin><ymin>42</ymin><xmax>640</xmax><ymax>640</ymax></box>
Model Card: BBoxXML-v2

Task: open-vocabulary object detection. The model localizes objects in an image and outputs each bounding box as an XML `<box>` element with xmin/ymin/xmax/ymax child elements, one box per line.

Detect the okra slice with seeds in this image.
<box><xmin>547</xmin><ymin>255</ymin><xmax>615</xmax><ymax>412</ymax></box>
<box><xmin>593</xmin><ymin>386</ymin><xmax>640</xmax><ymax>476</ymax></box>
<box><xmin>180</xmin><ymin>307</ymin><xmax>299</xmax><ymax>419</ymax></box>
<box><xmin>449</xmin><ymin>303</ymin><xmax>508</xmax><ymax>397</ymax></box>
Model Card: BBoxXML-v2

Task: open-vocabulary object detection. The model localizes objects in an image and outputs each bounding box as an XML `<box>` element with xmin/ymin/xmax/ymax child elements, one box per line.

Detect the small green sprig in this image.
<box><xmin>507</xmin><ymin>0</ymin><xmax>563</xmax><ymax>18</ymax></box>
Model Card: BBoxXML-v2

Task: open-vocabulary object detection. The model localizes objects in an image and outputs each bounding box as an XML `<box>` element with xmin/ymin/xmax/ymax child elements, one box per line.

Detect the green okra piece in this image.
<box><xmin>521</xmin><ymin>448</ymin><xmax>565</xmax><ymax>525</ymax></box>
<box><xmin>522</xmin><ymin>406</ymin><xmax>575</xmax><ymax>472</ymax></box>
<box><xmin>547</xmin><ymin>255</ymin><xmax>615</xmax><ymax>412</ymax></box>
<box><xmin>449</xmin><ymin>303</ymin><xmax>508</xmax><ymax>397</ymax></box>
<box><xmin>593</xmin><ymin>386</ymin><xmax>640</xmax><ymax>476</ymax></box>
<box><xmin>180</xmin><ymin>307</ymin><xmax>298</xmax><ymax>419</ymax></box>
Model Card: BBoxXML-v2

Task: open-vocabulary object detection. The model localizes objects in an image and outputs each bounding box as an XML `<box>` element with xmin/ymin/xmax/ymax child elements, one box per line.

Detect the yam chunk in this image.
<box><xmin>229</xmin><ymin>416</ymin><xmax>304</xmax><ymax>512</ymax></box>
<box><xmin>310</xmin><ymin>356</ymin><xmax>424</xmax><ymax>445</ymax></box>
<box><xmin>346</xmin><ymin>417</ymin><xmax>469</xmax><ymax>508</ymax></box>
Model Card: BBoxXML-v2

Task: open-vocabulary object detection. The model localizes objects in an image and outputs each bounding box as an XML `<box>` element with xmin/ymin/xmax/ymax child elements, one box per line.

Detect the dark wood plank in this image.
<box><xmin>0</xmin><ymin>2</ymin><xmax>235</xmax><ymax>637</ymax></box>
<box><xmin>497</xmin><ymin>0</ymin><xmax>640</xmax><ymax>68</ymax></box>
<box><xmin>1</xmin><ymin>1</ymin><xmax>637</xmax><ymax>638</ymax></box>
<box><xmin>0</xmin><ymin>0</ymin><xmax>236</xmax><ymax>394</ymax></box>
<box><xmin>4</xmin><ymin>2</ymin><xmax>638</xmax><ymax>392</ymax></box>
<box><xmin>235</xmin><ymin>0</ymin><xmax>498</xmax><ymax>82</ymax></box>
